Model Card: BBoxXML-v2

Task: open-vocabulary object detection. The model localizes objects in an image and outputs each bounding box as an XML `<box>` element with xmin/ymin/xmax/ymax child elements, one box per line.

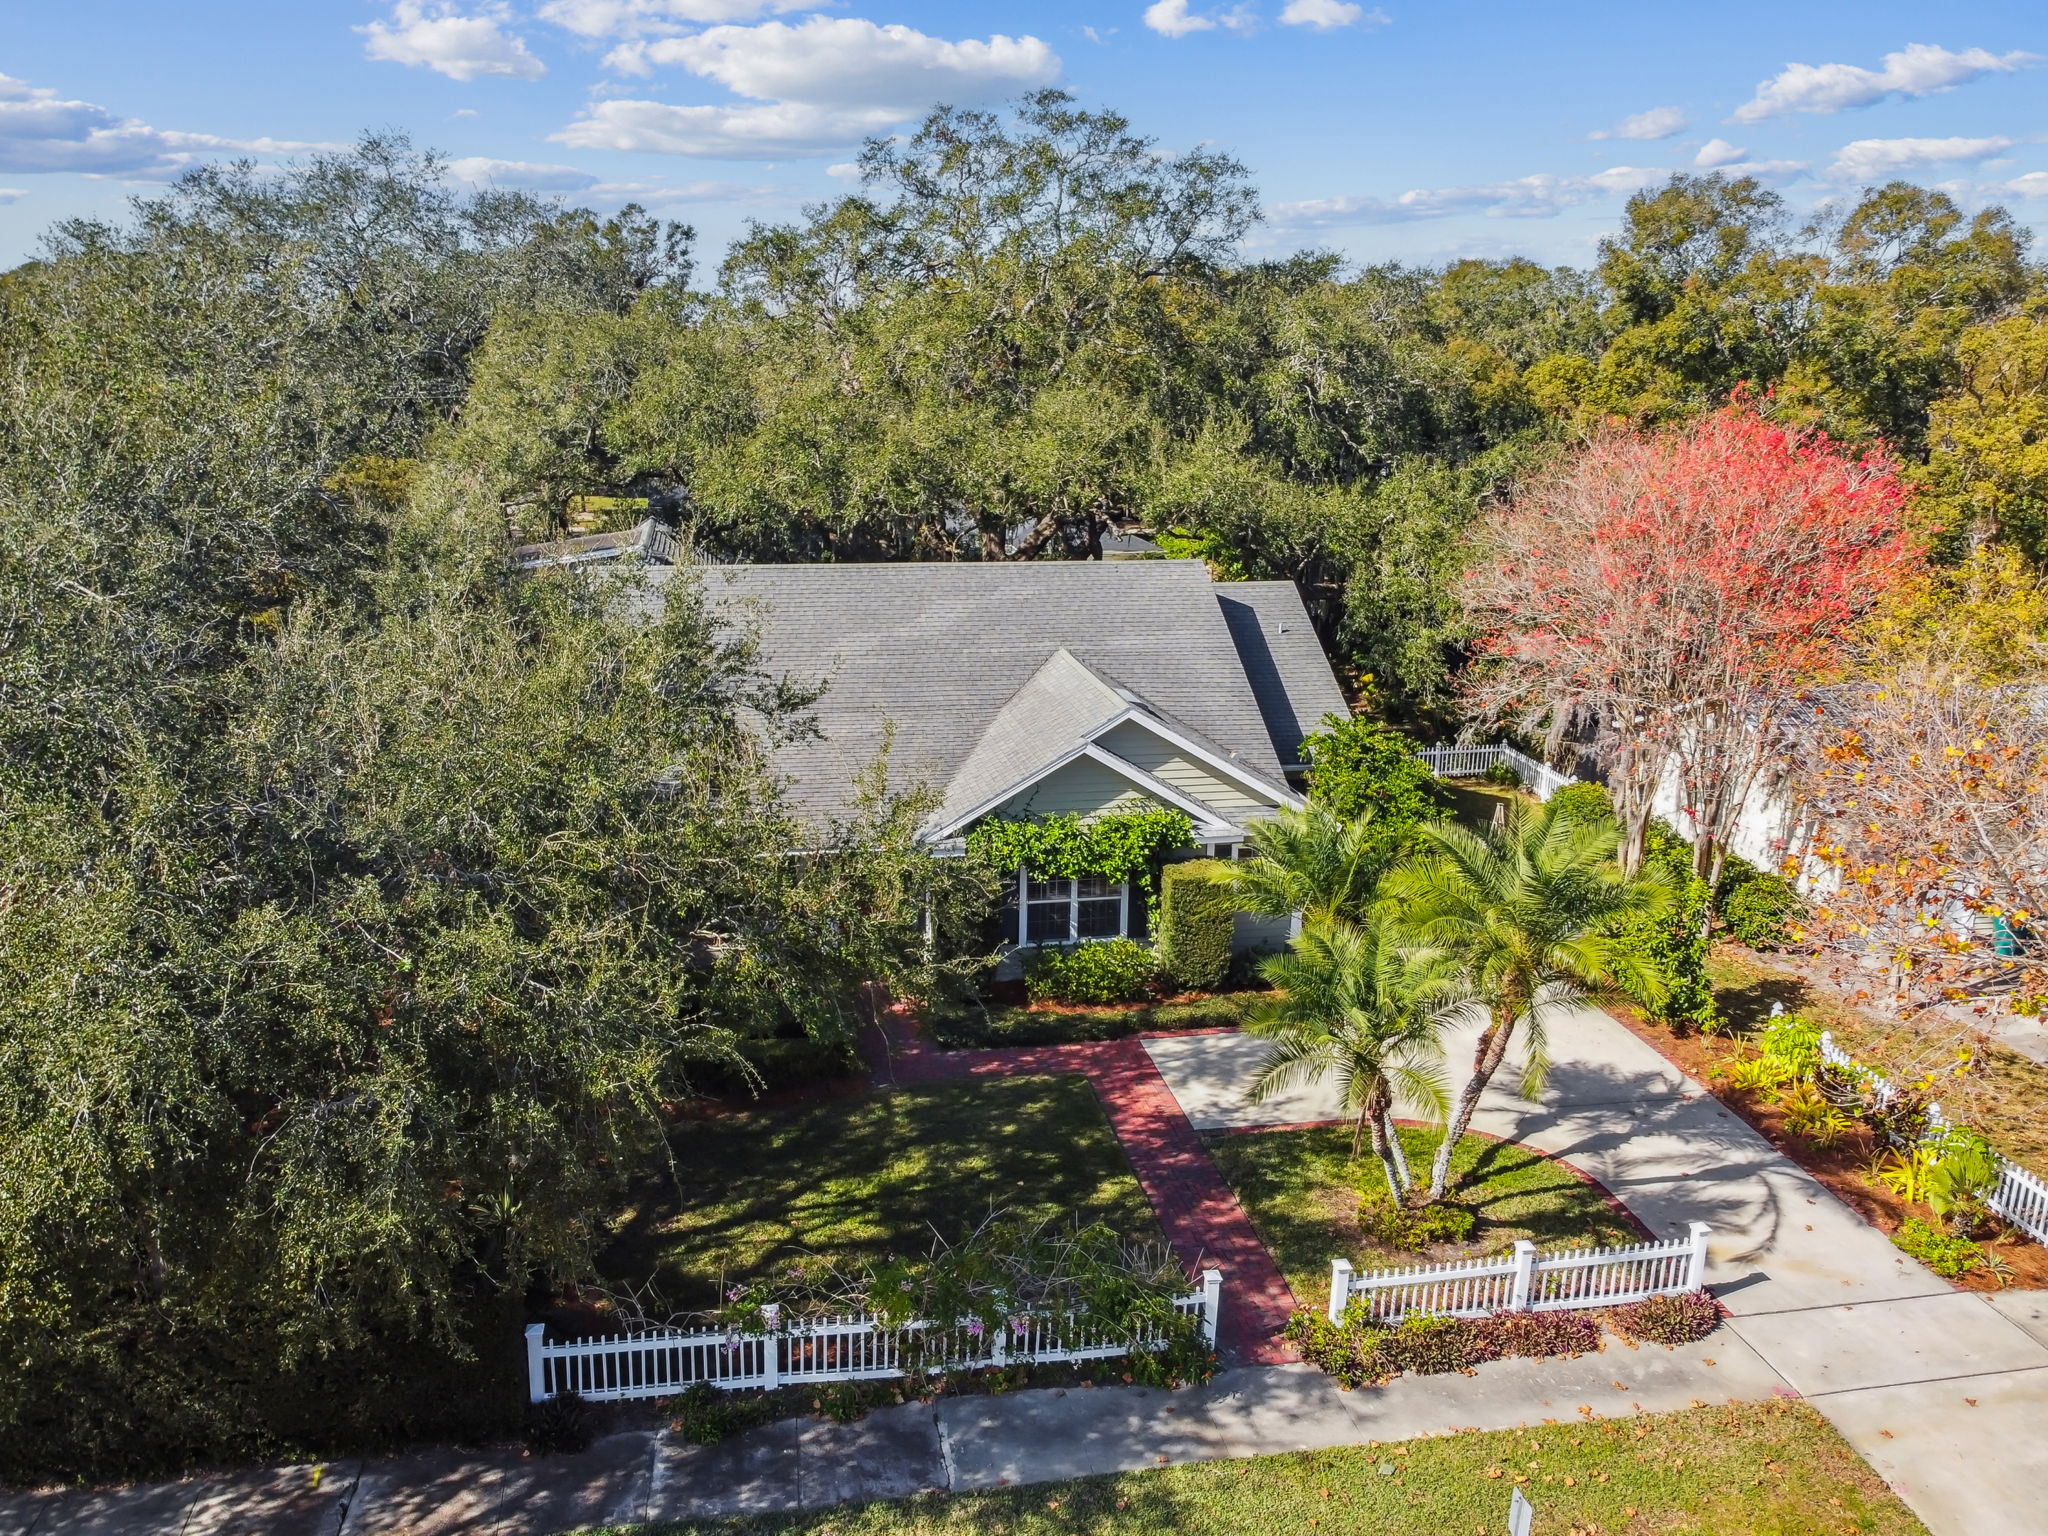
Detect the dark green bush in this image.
<box><xmin>1158</xmin><ymin>860</ymin><xmax>1235</xmax><ymax>992</ymax></box>
<box><xmin>671</xmin><ymin>1383</ymin><xmax>783</xmax><ymax>1445</ymax></box>
<box><xmin>523</xmin><ymin>1391</ymin><xmax>592</xmax><ymax>1456</ymax></box>
<box><xmin>1722</xmin><ymin>868</ymin><xmax>1801</xmax><ymax>948</ymax></box>
<box><xmin>1605</xmin><ymin>1290</ymin><xmax>1724</xmax><ymax>1346</ymax></box>
<box><xmin>1482</xmin><ymin>760</ymin><xmax>1522</xmax><ymax>788</ymax></box>
<box><xmin>1025</xmin><ymin>937</ymin><xmax>1159</xmax><ymax>1004</ymax></box>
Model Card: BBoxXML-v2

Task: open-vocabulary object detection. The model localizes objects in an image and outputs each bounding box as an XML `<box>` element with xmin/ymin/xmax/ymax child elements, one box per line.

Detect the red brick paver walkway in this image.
<box><xmin>865</xmin><ymin>1009</ymin><xmax>1298</xmax><ymax>1365</ymax></box>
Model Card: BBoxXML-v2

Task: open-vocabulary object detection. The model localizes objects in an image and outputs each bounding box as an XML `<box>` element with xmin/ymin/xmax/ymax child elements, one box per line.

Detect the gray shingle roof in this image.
<box><xmin>1216</xmin><ymin>582</ymin><xmax>1352</xmax><ymax>767</ymax></box>
<box><xmin>636</xmin><ymin>560</ymin><xmax>1344</xmax><ymax>828</ymax></box>
<box><xmin>927</xmin><ymin>649</ymin><xmax>1132</xmax><ymax>832</ymax></box>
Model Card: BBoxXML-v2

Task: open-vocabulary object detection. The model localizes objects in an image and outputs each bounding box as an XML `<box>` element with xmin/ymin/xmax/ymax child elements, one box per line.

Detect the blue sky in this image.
<box><xmin>4</xmin><ymin>1</ymin><xmax>2044</xmax><ymax>272</ymax></box>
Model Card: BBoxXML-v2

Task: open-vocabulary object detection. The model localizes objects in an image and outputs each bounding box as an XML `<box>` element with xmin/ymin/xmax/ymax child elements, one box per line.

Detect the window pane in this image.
<box><xmin>1026</xmin><ymin>903</ymin><xmax>1073</xmax><ymax>943</ymax></box>
<box><xmin>1075</xmin><ymin>874</ymin><xmax>1119</xmax><ymax>900</ymax></box>
<box><xmin>1076</xmin><ymin>899</ymin><xmax>1122</xmax><ymax>938</ymax></box>
<box><xmin>1026</xmin><ymin>876</ymin><xmax>1071</xmax><ymax>904</ymax></box>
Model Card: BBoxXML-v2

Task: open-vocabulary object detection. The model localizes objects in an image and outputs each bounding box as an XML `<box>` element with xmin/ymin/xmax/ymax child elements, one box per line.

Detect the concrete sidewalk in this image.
<box><xmin>0</xmin><ymin>1336</ymin><xmax>1783</xmax><ymax>1536</ymax></box>
<box><xmin>1145</xmin><ymin>1004</ymin><xmax>2048</xmax><ymax>1536</ymax></box>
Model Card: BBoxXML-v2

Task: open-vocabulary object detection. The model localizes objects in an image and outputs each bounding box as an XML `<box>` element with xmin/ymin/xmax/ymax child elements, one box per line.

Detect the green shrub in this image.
<box><xmin>1025</xmin><ymin>937</ymin><xmax>1159</xmax><ymax>1004</ymax></box>
<box><xmin>1482</xmin><ymin>760</ymin><xmax>1522</xmax><ymax>788</ymax></box>
<box><xmin>1606</xmin><ymin>1291</ymin><xmax>1724</xmax><ymax>1346</ymax></box>
<box><xmin>1158</xmin><ymin>860</ymin><xmax>1235</xmax><ymax>992</ymax></box>
<box><xmin>1300</xmin><ymin>713</ymin><xmax>1445</xmax><ymax>837</ymax></box>
<box><xmin>1547</xmin><ymin>781</ymin><xmax>1615</xmax><ymax>823</ymax></box>
<box><xmin>1357</xmin><ymin>1190</ymin><xmax>1476</xmax><ymax>1251</ymax></box>
<box><xmin>1722</xmin><ymin>869</ymin><xmax>1801</xmax><ymax>948</ymax></box>
<box><xmin>1378</xmin><ymin>1312</ymin><xmax>1492</xmax><ymax>1375</ymax></box>
<box><xmin>1891</xmin><ymin>1216</ymin><xmax>1986</xmax><ymax>1278</ymax></box>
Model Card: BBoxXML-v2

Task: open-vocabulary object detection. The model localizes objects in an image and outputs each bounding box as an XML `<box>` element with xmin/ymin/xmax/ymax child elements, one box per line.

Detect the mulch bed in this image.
<box><xmin>1605</xmin><ymin>997</ymin><xmax>2048</xmax><ymax>1293</ymax></box>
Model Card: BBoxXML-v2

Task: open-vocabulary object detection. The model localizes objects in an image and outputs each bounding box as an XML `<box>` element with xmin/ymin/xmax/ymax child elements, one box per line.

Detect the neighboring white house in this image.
<box><xmin>633</xmin><ymin>559</ymin><xmax>1350</xmax><ymax>962</ymax></box>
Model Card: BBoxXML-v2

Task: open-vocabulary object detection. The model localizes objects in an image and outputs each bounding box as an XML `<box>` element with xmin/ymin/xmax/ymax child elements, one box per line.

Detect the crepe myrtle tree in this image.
<box><xmin>1461</xmin><ymin>404</ymin><xmax>1920</xmax><ymax>882</ymax></box>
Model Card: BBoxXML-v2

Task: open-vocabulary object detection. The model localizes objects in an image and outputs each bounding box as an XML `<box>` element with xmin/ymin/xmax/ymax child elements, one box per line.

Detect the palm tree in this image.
<box><xmin>1245</xmin><ymin>913</ymin><xmax>1459</xmax><ymax>1200</ymax></box>
<box><xmin>1389</xmin><ymin>797</ymin><xmax>1673</xmax><ymax>1203</ymax></box>
<box><xmin>1212</xmin><ymin>804</ymin><xmax>1402</xmax><ymax>927</ymax></box>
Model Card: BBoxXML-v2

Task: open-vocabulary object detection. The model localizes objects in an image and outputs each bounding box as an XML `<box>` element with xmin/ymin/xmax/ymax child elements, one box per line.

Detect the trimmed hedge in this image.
<box><xmin>1025</xmin><ymin>937</ymin><xmax>1159</xmax><ymax>1005</ymax></box>
<box><xmin>1158</xmin><ymin>859</ymin><xmax>1235</xmax><ymax>992</ymax></box>
<box><xmin>1722</xmin><ymin>867</ymin><xmax>1800</xmax><ymax>948</ymax></box>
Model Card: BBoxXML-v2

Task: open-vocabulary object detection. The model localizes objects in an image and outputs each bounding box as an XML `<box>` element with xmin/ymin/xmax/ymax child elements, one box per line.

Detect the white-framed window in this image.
<box><xmin>1017</xmin><ymin>871</ymin><xmax>1129</xmax><ymax>946</ymax></box>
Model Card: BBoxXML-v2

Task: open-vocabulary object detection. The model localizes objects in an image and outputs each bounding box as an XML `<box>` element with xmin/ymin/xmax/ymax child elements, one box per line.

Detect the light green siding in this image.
<box><xmin>1095</xmin><ymin>721</ymin><xmax>1279</xmax><ymax>818</ymax></box>
<box><xmin>993</xmin><ymin>755</ymin><xmax>1154</xmax><ymax>821</ymax></box>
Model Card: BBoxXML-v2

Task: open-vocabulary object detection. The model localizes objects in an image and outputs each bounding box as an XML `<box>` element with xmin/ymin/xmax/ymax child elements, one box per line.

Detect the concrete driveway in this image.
<box><xmin>1144</xmin><ymin>1003</ymin><xmax>2048</xmax><ymax>1536</ymax></box>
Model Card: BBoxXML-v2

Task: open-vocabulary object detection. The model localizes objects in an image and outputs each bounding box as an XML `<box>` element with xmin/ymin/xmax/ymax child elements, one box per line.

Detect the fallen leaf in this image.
<box><xmin>1966</xmin><ymin>1398</ymin><xmax>1978</xmax><ymax>1406</ymax></box>
<box><xmin>1880</xmin><ymin>1430</ymin><xmax>1894</xmax><ymax>1439</ymax></box>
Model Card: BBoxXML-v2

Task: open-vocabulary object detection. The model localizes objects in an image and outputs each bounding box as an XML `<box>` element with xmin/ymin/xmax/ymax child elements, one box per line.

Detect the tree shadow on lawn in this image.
<box><xmin>594</xmin><ymin>1075</ymin><xmax>1162</xmax><ymax>1314</ymax></box>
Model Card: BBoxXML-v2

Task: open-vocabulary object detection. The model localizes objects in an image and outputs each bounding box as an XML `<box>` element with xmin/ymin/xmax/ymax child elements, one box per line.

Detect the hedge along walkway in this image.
<box><xmin>865</xmin><ymin>1002</ymin><xmax>1299</xmax><ymax>1366</ymax></box>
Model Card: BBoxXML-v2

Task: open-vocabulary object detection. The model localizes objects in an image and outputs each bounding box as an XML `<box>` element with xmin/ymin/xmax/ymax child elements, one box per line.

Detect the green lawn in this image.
<box><xmin>927</xmin><ymin>992</ymin><xmax>1255</xmax><ymax>1050</ymax></box>
<box><xmin>595</xmin><ymin>1399</ymin><xmax>1926</xmax><ymax>1535</ymax></box>
<box><xmin>599</xmin><ymin>1077</ymin><xmax>1160</xmax><ymax>1310</ymax></box>
<box><xmin>1207</xmin><ymin>1125</ymin><xmax>1642</xmax><ymax>1311</ymax></box>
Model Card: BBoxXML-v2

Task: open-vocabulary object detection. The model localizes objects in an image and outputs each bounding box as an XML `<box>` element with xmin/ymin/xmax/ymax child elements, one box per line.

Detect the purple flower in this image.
<box><xmin>1011</xmin><ymin>1319</ymin><xmax>1029</xmax><ymax>1336</ymax></box>
<box><xmin>966</xmin><ymin>1320</ymin><xmax>985</xmax><ymax>1337</ymax></box>
<box><xmin>727</xmin><ymin>1286</ymin><xmax>742</xmax><ymax>1301</ymax></box>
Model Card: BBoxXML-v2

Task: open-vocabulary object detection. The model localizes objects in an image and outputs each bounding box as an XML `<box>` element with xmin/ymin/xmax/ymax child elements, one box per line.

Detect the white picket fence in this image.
<box><xmin>1416</xmin><ymin>743</ymin><xmax>1578</xmax><ymax>803</ymax></box>
<box><xmin>1818</xmin><ymin>1028</ymin><xmax>2048</xmax><ymax>1248</ymax></box>
<box><xmin>1327</xmin><ymin>1225</ymin><xmax>1710</xmax><ymax>1326</ymax></box>
<box><xmin>527</xmin><ymin>1270</ymin><xmax>1223</xmax><ymax>1403</ymax></box>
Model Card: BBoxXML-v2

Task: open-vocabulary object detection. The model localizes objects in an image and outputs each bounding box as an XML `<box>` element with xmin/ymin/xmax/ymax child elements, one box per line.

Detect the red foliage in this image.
<box><xmin>1463</xmin><ymin>405</ymin><xmax>1922</xmax><ymax>873</ymax></box>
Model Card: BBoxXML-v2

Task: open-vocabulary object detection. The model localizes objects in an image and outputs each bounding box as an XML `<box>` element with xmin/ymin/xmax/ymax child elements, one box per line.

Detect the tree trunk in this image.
<box><xmin>1363</xmin><ymin>1087</ymin><xmax>1402</xmax><ymax>1200</ymax></box>
<box><xmin>1426</xmin><ymin>1009</ymin><xmax>1519</xmax><ymax>1201</ymax></box>
<box><xmin>1385</xmin><ymin>1108</ymin><xmax>1415</xmax><ymax>1198</ymax></box>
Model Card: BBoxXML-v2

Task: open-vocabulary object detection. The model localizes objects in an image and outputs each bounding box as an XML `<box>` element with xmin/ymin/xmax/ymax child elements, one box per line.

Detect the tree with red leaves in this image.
<box><xmin>1463</xmin><ymin>406</ymin><xmax>1921</xmax><ymax>882</ymax></box>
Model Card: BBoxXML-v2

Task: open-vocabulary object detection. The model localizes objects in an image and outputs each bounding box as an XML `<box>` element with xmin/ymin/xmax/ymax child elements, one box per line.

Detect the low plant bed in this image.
<box><xmin>592</xmin><ymin>1077</ymin><xmax>1161</xmax><ymax>1315</ymax></box>
<box><xmin>589</xmin><ymin>1398</ymin><xmax>1929</xmax><ymax>1536</ymax></box>
<box><xmin>924</xmin><ymin>989</ymin><xmax>1255</xmax><ymax>1049</ymax></box>
<box><xmin>1206</xmin><ymin>1126</ymin><xmax>1644</xmax><ymax>1312</ymax></box>
<box><xmin>1605</xmin><ymin>964</ymin><xmax>2048</xmax><ymax>1293</ymax></box>
<box><xmin>1285</xmin><ymin>1290</ymin><xmax>1724</xmax><ymax>1389</ymax></box>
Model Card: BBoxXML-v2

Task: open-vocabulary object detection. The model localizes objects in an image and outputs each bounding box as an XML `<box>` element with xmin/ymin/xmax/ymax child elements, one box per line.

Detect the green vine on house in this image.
<box><xmin>965</xmin><ymin>808</ymin><xmax>1195</xmax><ymax>882</ymax></box>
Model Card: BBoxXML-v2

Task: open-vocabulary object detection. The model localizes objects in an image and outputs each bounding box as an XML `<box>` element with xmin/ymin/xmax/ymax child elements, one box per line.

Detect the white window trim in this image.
<box><xmin>1016</xmin><ymin>869</ymin><xmax>1131</xmax><ymax>948</ymax></box>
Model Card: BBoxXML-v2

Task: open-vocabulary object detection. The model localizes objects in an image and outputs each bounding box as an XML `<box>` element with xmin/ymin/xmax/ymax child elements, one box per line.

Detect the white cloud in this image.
<box><xmin>1731</xmin><ymin>43</ymin><xmax>2036</xmax><ymax>124</ymax></box>
<box><xmin>1694</xmin><ymin>137</ymin><xmax>1746</xmax><ymax>167</ymax></box>
<box><xmin>574</xmin><ymin>16</ymin><xmax>1060</xmax><ymax>155</ymax></box>
<box><xmin>2003</xmin><ymin>171</ymin><xmax>2048</xmax><ymax>199</ymax></box>
<box><xmin>556</xmin><ymin>98</ymin><xmax>900</xmax><ymax>158</ymax></box>
<box><xmin>589</xmin><ymin>176</ymin><xmax>789</xmax><ymax>204</ymax></box>
<box><xmin>824</xmin><ymin>161</ymin><xmax>863</xmax><ymax>181</ymax></box>
<box><xmin>0</xmin><ymin>72</ymin><xmax>335</xmax><ymax>175</ymax></box>
<box><xmin>1272</xmin><ymin>164</ymin><xmax>1664</xmax><ymax>228</ymax></box>
<box><xmin>445</xmin><ymin>156</ymin><xmax>598</xmax><ymax>189</ymax></box>
<box><xmin>0</xmin><ymin>187</ymin><xmax>23</xmax><ymax>204</ymax></box>
<box><xmin>360</xmin><ymin>2</ymin><xmax>547</xmax><ymax>82</ymax></box>
<box><xmin>1588</xmin><ymin>106</ymin><xmax>1688</xmax><ymax>141</ymax></box>
<box><xmin>537</xmin><ymin>0</ymin><xmax>815</xmax><ymax>39</ymax></box>
<box><xmin>1830</xmin><ymin>134</ymin><xmax>2015</xmax><ymax>180</ymax></box>
<box><xmin>617</xmin><ymin>17</ymin><xmax>1057</xmax><ymax>105</ymax></box>
<box><xmin>449</xmin><ymin>108</ymin><xmax>480</xmax><ymax>119</ymax></box>
<box><xmin>1279</xmin><ymin>0</ymin><xmax>1388</xmax><ymax>30</ymax></box>
<box><xmin>1144</xmin><ymin>0</ymin><xmax>1215</xmax><ymax>37</ymax></box>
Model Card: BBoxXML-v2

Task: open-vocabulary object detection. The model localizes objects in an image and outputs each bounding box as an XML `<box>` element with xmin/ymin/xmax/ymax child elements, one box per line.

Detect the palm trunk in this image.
<box><xmin>1384</xmin><ymin>1108</ymin><xmax>1414</xmax><ymax>1199</ymax></box>
<box><xmin>1426</xmin><ymin>1008</ymin><xmax>1520</xmax><ymax>1201</ymax></box>
<box><xmin>1362</xmin><ymin>1088</ymin><xmax>1402</xmax><ymax>1200</ymax></box>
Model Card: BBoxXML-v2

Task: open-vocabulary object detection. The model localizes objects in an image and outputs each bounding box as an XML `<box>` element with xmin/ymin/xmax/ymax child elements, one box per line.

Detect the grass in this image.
<box><xmin>593</xmin><ymin>1399</ymin><xmax>1927</xmax><ymax>1535</ymax></box>
<box><xmin>1707</xmin><ymin>947</ymin><xmax>2048</xmax><ymax>1181</ymax></box>
<box><xmin>1207</xmin><ymin>1125</ymin><xmax>1642</xmax><ymax>1311</ymax></box>
<box><xmin>599</xmin><ymin>1077</ymin><xmax>1160</xmax><ymax>1310</ymax></box>
<box><xmin>1440</xmin><ymin>780</ymin><xmax>1536</xmax><ymax>831</ymax></box>
<box><xmin>927</xmin><ymin>991</ymin><xmax>1255</xmax><ymax>1049</ymax></box>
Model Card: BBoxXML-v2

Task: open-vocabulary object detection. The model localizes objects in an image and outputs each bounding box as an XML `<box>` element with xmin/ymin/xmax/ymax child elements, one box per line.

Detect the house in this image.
<box><xmin>640</xmin><ymin>559</ymin><xmax>1349</xmax><ymax>957</ymax></box>
<box><xmin>512</xmin><ymin>517</ymin><xmax>678</xmax><ymax>571</ymax></box>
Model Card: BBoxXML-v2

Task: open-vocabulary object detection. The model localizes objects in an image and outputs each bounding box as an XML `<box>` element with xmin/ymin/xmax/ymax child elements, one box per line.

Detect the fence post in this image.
<box><xmin>1327</xmin><ymin>1259</ymin><xmax>1353</xmax><ymax>1324</ymax></box>
<box><xmin>1200</xmin><ymin>1268</ymin><xmax>1224</xmax><ymax>1347</ymax></box>
<box><xmin>525</xmin><ymin>1323</ymin><xmax>548</xmax><ymax>1404</ymax></box>
<box><xmin>1508</xmin><ymin>1241</ymin><xmax>1537</xmax><ymax>1311</ymax></box>
<box><xmin>1683</xmin><ymin>1223</ymin><xmax>1712</xmax><ymax>1293</ymax></box>
<box><xmin>761</xmin><ymin>1305</ymin><xmax>781</xmax><ymax>1390</ymax></box>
